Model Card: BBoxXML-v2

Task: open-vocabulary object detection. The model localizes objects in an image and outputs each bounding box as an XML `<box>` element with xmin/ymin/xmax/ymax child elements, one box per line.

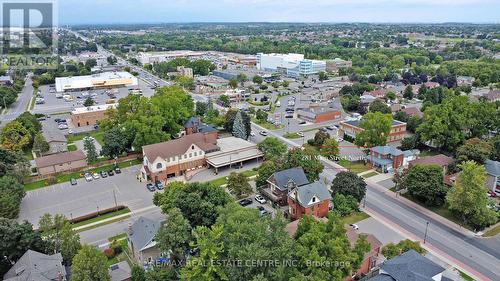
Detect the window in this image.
<box><xmin>189</xmin><ymin>153</ymin><xmax>192</xmax><ymax>158</ymax></box>
<box><xmin>184</xmin><ymin>154</ymin><xmax>187</xmax><ymax>159</ymax></box>
<box><xmin>156</xmin><ymin>163</ymin><xmax>162</xmax><ymax>169</ymax></box>
<box><xmin>191</xmin><ymin>145</ymin><xmax>195</xmax><ymax>150</ymax></box>
<box><xmin>194</xmin><ymin>152</ymin><xmax>197</xmax><ymax>156</ymax></box>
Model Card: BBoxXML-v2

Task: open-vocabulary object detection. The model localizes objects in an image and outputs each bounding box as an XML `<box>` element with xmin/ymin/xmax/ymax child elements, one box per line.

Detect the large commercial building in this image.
<box><xmin>70</xmin><ymin>103</ymin><xmax>117</xmax><ymax>127</ymax></box>
<box><xmin>339</xmin><ymin>119</ymin><xmax>407</xmax><ymax>143</ymax></box>
<box><xmin>326</xmin><ymin>58</ymin><xmax>352</xmax><ymax>73</ymax></box>
<box><xmin>55</xmin><ymin>72</ymin><xmax>138</xmax><ymax>92</ymax></box>
<box><xmin>256</xmin><ymin>53</ymin><xmax>326</xmax><ymax>77</ymax></box>
<box><xmin>134</xmin><ymin>50</ymin><xmax>207</xmax><ymax>65</ymax></box>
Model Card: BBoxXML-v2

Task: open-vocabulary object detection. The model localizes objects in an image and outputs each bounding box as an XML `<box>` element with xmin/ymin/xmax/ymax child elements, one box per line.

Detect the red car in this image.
<box><xmin>487</xmin><ymin>191</ymin><xmax>497</xmax><ymax>198</ymax></box>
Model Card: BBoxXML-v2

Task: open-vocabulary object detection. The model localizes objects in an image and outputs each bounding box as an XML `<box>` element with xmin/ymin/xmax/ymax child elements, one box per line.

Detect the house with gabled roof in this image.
<box><xmin>287</xmin><ymin>181</ymin><xmax>332</xmax><ymax>220</ymax></box>
<box><xmin>485</xmin><ymin>159</ymin><xmax>500</xmax><ymax>195</ymax></box>
<box><xmin>3</xmin><ymin>250</ymin><xmax>67</xmax><ymax>281</ymax></box>
<box><xmin>262</xmin><ymin>167</ymin><xmax>310</xmax><ymax>206</ymax></box>
<box><xmin>127</xmin><ymin>216</ymin><xmax>162</xmax><ymax>264</ymax></box>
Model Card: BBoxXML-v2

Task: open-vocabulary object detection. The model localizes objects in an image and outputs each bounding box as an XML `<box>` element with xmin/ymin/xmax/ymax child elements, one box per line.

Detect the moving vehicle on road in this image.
<box><xmin>350</xmin><ymin>224</ymin><xmax>359</xmax><ymax>230</ymax></box>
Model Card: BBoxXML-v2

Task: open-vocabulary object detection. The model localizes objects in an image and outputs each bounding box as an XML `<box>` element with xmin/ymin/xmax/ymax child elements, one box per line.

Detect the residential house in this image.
<box><xmin>42</xmin><ymin>130</ymin><xmax>68</xmax><ymax>155</ymax></box>
<box><xmin>400</xmin><ymin>107</ymin><xmax>423</xmax><ymax>118</ymax></box>
<box><xmin>424</xmin><ymin>81</ymin><xmax>440</xmax><ymax>89</ymax></box>
<box><xmin>362</xmin><ymin>89</ymin><xmax>389</xmax><ymax>99</ymax></box>
<box><xmin>128</xmin><ymin>216</ymin><xmax>162</xmax><ymax>264</ymax></box>
<box><xmin>368</xmin><ymin>146</ymin><xmax>418</xmax><ymax>173</ymax></box>
<box><xmin>339</xmin><ymin>120</ymin><xmax>407</xmax><ymax>143</ymax></box>
<box><xmin>287</xmin><ymin>181</ymin><xmax>332</xmax><ymax>220</ymax></box>
<box><xmin>0</xmin><ymin>75</ymin><xmax>13</xmax><ymax>86</ymax></box>
<box><xmin>109</xmin><ymin>261</ymin><xmax>132</xmax><ymax>281</ymax></box>
<box><xmin>346</xmin><ymin>228</ymin><xmax>382</xmax><ymax>280</ymax></box>
<box><xmin>141</xmin><ymin>132</ymin><xmax>219</xmax><ymax>183</ymax></box>
<box><xmin>409</xmin><ymin>154</ymin><xmax>453</xmax><ymax>174</ymax></box>
<box><xmin>3</xmin><ymin>250</ymin><xmax>67</xmax><ymax>281</ymax></box>
<box><xmin>485</xmin><ymin>159</ymin><xmax>500</xmax><ymax>195</ymax></box>
<box><xmin>485</xmin><ymin>90</ymin><xmax>500</xmax><ymax>102</ymax></box>
<box><xmin>456</xmin><ymin>76</ymin><xmax>475</xmax><ymax>87</ymax></box>
<box><xmin>35</xmin><ymin>150</ymin><xmax>87</xmax><ymax>176</ymax></box>
<box><xmin>262</xmin><ymin>167</ymin><xmax>310</xmax><ymax>206</ymax></box>
<box><xmin>297</xmin><ymin>105</ymin><xmax>341</xmax><ymax>123</ymax></box>
<box><xmin>368</xmin><ymin>250</ymin><xmax>449</xmax><ymax>281</ymax></box>
<box><xmin>183</xmin><ymin>117</ymin><xmax>218</xmax><ymax>139</ymax></box>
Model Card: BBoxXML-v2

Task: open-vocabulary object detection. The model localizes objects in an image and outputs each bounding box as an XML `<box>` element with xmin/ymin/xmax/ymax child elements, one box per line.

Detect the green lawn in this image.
<box><xmin>24</xmin><ymin>149</ymin><xmax>34</xmax><ymax>160</ymax></box>
<box><xmin>483</xmin><ymin>224</ymin><xmax>500</xmax><ymax>237</ymax></box>
<box><xmin>24</xmin><ymin>159</ymin><xmax>142</xmax><ymax>191</ymax></box>
<box><xmin>209</xmin><ymin>169</ymin><xmax>259</xmax><ymax>187</ymax></box>
<box><xmin>362</xmin><ymin>171</ymin><xmax>378</xmax><ymax>178</ymax></box>
<box><xmin>283</xmin><ymin>132</ymin><xmax>301</xmax><ymax>139</ymax></box>
<box><xmin>67</xmin><ymin>130</ymin><xmax>105</xmax><ymax>145</ymax></box>
<box><xmin>72</xmin><ymin>208</ymin><xmax>131</xmax><ymax>229</ymax></box>
<box><xmin>108</xmin><ymin>232</ymin><xmax>127</xmax><ymax>242</ymax></box>
<box><xmin>338</xmin><ymin>160</ymin><xmax>371</xmax><ymax>173</ymax></box>
<box><xmin>419</xmin><ymin>150</ymin><xmax>440</xmax><ymax>157</ymax></box>
<box><xmin>67</xmin><ymin>143</ymin><xmax>77</xmax><ymax>151</ymax></box>
<box><xmin>251</xmin><ymin>117</ymin><xmax>284</xmax><ymax>130</ymax></box>
<box><xmin>342</xmin><ymin>212</ymin><xmax>370</xmax><ymax>225</ymax></box>
<box><xmin>246</xmin><ymin>98</ymin><xmax>270</xmax><ymax>106</ymax></box>
<box><xmin>459</xmin><ymin>271</ymin><xmax>475</xmax><ymax>281</ymax></box>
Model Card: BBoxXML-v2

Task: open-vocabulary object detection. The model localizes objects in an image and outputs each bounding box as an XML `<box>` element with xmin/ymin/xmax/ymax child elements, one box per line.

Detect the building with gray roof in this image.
<box><xmin>3</xmin><ymin>250</ymin><xmax>67</xmax><ymax>281</ymax></box>
<box><xmin>288</xmin><ymin>181</ymin><xmax>332</xmax><ymax>220</ymax></box>
<box><xmin>485</xmin><ymin>159</ymin><xmax>500</xmax><ymax>194</ymax></box>
<box><xmin>263</xmin><ymin>167</ymin><xmax>310</xmax><ymax>205</ymax></box>
<box><xmin>128</xmin><ymin>216</ymin><xmax>162</xmax><ymax>264</ymax></box>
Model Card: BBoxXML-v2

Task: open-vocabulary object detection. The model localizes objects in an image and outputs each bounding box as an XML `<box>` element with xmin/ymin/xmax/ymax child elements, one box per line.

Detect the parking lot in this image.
<box><xmin>33</xmin><ymin>78</ymin><xmax>155</xmax><ymax>115</ymax></box>
<box><xmin>19</xmin><ymin>165</ymin><xmax>157</xmax><ymax>227</ymax></box>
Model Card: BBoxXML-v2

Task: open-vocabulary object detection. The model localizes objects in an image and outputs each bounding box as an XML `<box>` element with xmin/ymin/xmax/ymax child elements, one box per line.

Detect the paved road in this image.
<box><xmin>0</xmin><ymin>75</ymin><xmax>32</xmax><ymax>127</ymax></box>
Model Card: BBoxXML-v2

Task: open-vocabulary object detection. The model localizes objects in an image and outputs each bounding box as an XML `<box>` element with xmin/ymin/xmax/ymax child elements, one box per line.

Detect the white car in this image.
<box><xmin>350</xmin><ymin>224</ymin><xmax>359</xmax><ymax>230</ymax></box>
<box><xmin>255</xmin><ymin>194</ymin><xmax>266</xmax><ymax>204</ymax></box>
<box><xmin>58</xmin><ymin>124</ymin><xmax>68</xmax><ymax>130</ymax></box>
<box><xmin>297</xmin><ymin>132</ymin><xmax>304</xmax><ymax>137</ymax></box>
<box><xmin>92</xmin><ymin>173</ymin><xmax>100</xmax><ymax>179</ymax></box>
<box><xmin>250</xmin><ymin>131</ymin><xmax>255</xmax><ymax>137</ymax></box>
<box><xmin>260</xmin><ymin>131</ymin><xmax>268</xmax><ymax>136</ymax></box>
<box><xmin>84</xmin><ymin>173</ymin><xmax>93</xmax><ymax>182</ymax></box>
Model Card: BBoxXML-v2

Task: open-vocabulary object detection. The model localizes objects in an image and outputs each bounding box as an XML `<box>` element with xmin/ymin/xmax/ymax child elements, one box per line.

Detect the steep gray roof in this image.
<box><xmin>269</xmin><ymin>167</ymin><xmax>309</xmax><ymax>191</ymax></box>
<box><xmin>371</xmin><ymin>146</ymin><xmax>403</xmax><ymax>156</ymax></box>
<box><xmin>184</xmin><ymin>117</ymin><xmax>200</xmax><ymax>128</ymax></box>
<box><xmin>128</xmin><ymin>216</ymin><xmax>162</xmax><ymax>252</ymax></box>
<box><xmin>291</xmin><ymin>181</ymin><xmax>332</xmax><ymax>207</ymax></box>
<box><xmin>109</xmin><ymin>261</ymin><xmax>131</xmax><ymax>281</ymax></box>
<box><xmin>485</xmin><ymin>159</ymin><xmax>500</xmax><ymax>176</ymax></box>
<box><xmin>378</xmin><ymin>250</ymin><xmax>444</xmax><ymax>281</ymax></box>
<box><xmin>3</xmin><ymin>250</ymin><xmax>66</xmax><ymax>281</ymax></box>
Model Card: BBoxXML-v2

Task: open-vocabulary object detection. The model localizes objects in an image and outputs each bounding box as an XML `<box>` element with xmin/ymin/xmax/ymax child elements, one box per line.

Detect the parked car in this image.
<box><xmin>250</xmin><ymin>131</ymin><xmax>255</xmax><ymax>137</ymax></box>
<box><xmin>326</xmin><ymin>125</ymin><xmax>336</xmax><ymax>130</ymax></box>
<box><xmin>254</xmin><ymin>194</ymin><xmax>266</xmax><ymax>204</ymax></box>
<box><xmin>259</xmin><ymin>131</ymin><xmax>268</xmax><ymax>136</ymax></box>
<box><xmin>84</xmin><ymin>173</ymin><xmax>93</xmax><ymax>182</ymax></box>
<box><xmin>114</xmin><ymin>167</ymin><xmax>121</xmax><ymax>174</ymax></box>
<box><xmin>100</xmin><ymin>171</ymin><xmax>108</xmax><ymax>178</ymax></box>
<box><xmin>58</xmin><ymin>124</ymin><xmax>68</xmax><ymax>130</ymax></box>
<box><xmin>155</xmin><ymin>182</ymin><xmax>164</xmax><ymax>190</ymax></box>
<box><xmin>487</xmin><ymin>191</ymin><xmax>497</xmax><ymax>198</ymax></box>
<box><xmin>298</xmin><ymin>120</ymin><xmax>306</xmax><ymax>125</ymax></box>
<box><xmin>238</xmin><ymin>198</ymin><xmax>253</xmax><ymax>206</ymax></box>
<box><xmin>146</xmin><ymin>183</ymin><xmax>156</xmax><ymax>192</ymax></box>
<box><xmin>350</xmin><ymin>224</ymin><xmax>359</xmax><ymax>230</ymax></box>
<box><xmin>54</xmin><ymin>118</ymin><xmax>63</xmax><ymax>123</ymax></box>
<box><xmin>70</xmin><ymin>178</ymin><xmax>77</xmax><ymax>185</ymax></box>
<box><xmin>297</xmin><ymin>132</ymin><xmax>304</xmax><ymax>137</ymax></box>
<box><xmin>320</xmin><ymin>127</ymin><xmax>328</xmax><ymax>133</ymax></box>
<box><xmin>257</xmin><ymin>206</ymin><xmax>269</xmax><ymax>217</ymax></box>
<box><xmin>92</xmin><ymin>173</ymin><xmax>100</xmax><ymax>179</ymax></box>
<box><xmin>107</xmin><ymin>170</ymin><xmax>115</xmax><ymax>176</ymax></box>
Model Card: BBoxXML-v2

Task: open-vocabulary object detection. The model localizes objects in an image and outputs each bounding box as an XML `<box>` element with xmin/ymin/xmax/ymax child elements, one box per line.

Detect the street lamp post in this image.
<box><xmin>424</xmin><ymin>221</ymin><xmax>430</xmax><ymax>244</ymax></box>
<box><xmin>363</xmin><ymin>192</ymin><xmax>367</xmax><ymax>208</ymax></box>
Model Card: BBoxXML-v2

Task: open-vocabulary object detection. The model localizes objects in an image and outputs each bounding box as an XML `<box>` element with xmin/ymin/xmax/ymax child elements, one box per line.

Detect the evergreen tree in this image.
<box><xmin>83</xmin><ymin>137</ymin><xmax>98</xmax><ymax>164</ymax></box>
<box><xmin>404</xmin><ymin>85</ymin><xmax>414</xmax><ymax>100</ymax></box>
<box><xmin>33</xmin><ymin>133</ymin><xmax>49</xmax><ymax>154</ymax></box>
<box><xmin>232</xmin><ymin>111</ymin><xmax>247</xmax><ymax>139</ymax></box>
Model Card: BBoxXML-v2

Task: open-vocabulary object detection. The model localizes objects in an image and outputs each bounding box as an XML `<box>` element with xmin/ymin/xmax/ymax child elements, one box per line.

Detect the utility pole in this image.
<box><xmin>424</xmin><ymin>221</ymin><xmax>430</xmax><ymax>244</ymax></box>
<box><xmin>363</xmin><ymin>192</ymin><xmax>367</xmax><ymax>208</ymax></box>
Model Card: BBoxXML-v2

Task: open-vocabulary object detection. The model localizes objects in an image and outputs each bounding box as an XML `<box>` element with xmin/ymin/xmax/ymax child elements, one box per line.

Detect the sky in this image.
<box><xmin>57</xmin><ymin>0</ymin><xmax>500</xmax><ymax>25</ymax></box>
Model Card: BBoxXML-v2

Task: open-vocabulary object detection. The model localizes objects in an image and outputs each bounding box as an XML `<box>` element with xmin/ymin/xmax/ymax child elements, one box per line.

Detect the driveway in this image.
<box><xmin>19</xmin><ymin>165</ymin><xmax>155</xmax><ymax>227</ymax></box>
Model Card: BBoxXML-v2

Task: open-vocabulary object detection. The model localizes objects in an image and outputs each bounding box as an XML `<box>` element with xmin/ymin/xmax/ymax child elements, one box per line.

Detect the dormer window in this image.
<box><xmin>156</xmin><ymin>163</ymin><xmax>162</xmax><ymax>169</ymax></box>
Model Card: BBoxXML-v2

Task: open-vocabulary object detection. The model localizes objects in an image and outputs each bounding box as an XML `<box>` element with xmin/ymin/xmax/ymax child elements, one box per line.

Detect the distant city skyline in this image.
<box><xmin>58</xmin><ymin>0</ymin><xmax>499</xmax><ymax>25</ymax></box>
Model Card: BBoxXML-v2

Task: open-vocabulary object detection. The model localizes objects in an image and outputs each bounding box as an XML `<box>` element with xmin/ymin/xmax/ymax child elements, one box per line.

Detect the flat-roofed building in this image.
<box><xmin>326</xmin><ymin>58</ymin><xmax>352</xmax><ymax>73</ymax></box>
<box><xmin>297</xmin><ymin>105</ymin><xmax>341</xmax><ymax>123</ymax></box>
<box><xmin>339</xmin><ymin>119</ymin><xmax>407</xmax><ymax>143</ymax></box>
<box><xmin>70</xmin><ymin>103</ymin><xmax>117</xmax><ymax>127</ymax></box>
<box><xmin>55</xmin><ymin>72</ymin><xmax>138</xmax><ymax>92</ymax></box>
<box><xmin>256</xmin><ymin>53</ymin><xmax>326</xmax><ymax>77</ymax></box>
<box><xmin>205</xmin><ymin>137</ymin><xmax>263</xmax><ymax>173</ymax></box>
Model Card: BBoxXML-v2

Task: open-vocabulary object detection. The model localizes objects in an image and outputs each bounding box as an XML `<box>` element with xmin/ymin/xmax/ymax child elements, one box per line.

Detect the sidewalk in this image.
<box><xmin>73</xmin><ymin>205</ymin><xmax>159</xmax><ymax>231</ymax></box>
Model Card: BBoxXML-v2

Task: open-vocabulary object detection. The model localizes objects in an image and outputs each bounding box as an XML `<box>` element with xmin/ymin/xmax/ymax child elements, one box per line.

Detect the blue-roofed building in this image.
<box><xmin>485</xmin><ymin>159</ymin><xmax>500</xmax><ymax>195</ymax></box>
<box><xmin>368</xmin><ymin>146</ymin><xmax>418</xmax><ymax>173</ymax></box>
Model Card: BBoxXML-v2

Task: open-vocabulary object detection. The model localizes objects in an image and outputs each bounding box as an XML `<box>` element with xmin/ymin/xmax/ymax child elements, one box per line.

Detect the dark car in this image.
<box><xmin>100</xmin><ymin>170</ymin><xmax>108</xmax><ymax>178</ymax></box>
<box><xmin>54</xmin><ymin>118</ymin><xmax>63</xmax><ymax>123</ymax></box>
<box><xmin>93</xmin><ymin>124</ymin><xmax>99</xmax><ymax>130</ymax></box>
<box><xmin>114</xmin><ymin>167</ymin><xmax>121</xmax><ymax>174</ymax></box>
<box><xmin>146</xmin><ymin>183</ymin><xmax>156</xmax><ymax>192</ymax></box>
<box><xmin>298</xmin><ymin>120</ymin><xmax>306</xmax><ymax>125</ymax></box>
<box><xmin>238</xmin><ymin>198</ymin><xmax>252</xmax><ymax>206</ymax></box>
<box><xmin>107</xmin><ymin>170</ymin><xmax>115</xmax><ymax>176</ymax></box>
<box><xmin>70</xmin><ymin>178</ymin><xmax>77</xmax><ymax>185</ymax></box>
<box><xmin>320</xmin><ymin>127</ymin><xmax>328</xmax><ymax>133</ymax></box>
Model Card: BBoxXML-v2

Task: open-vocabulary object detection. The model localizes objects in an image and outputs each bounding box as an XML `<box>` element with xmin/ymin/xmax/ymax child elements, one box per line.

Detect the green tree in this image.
<box><xmin>446</xmin><ymin>161</ymin><xmax>498</xmax><ymax>229</ymax></box>
<box><xmin>83</xmin><ymin>96</ymin><xmax>95</xmax><ymax>107</ymax></box>
<box><xmin>83</xmin><ymin>137</ymin><xmax>98</xmax><ymax>164</ymax></box>
<box><xmin>236</xmin><ymin>73</ymin><xmax>247</xmax><ymax>86</ymax></box>
<box><xmin>355</xmin><ymin>112</ymin><xmax>393</xmax><ymax>148</ymax></box>
<box><xmin>331</xmin><ymin>171</ymin><xmax>366</xmax><ymax>202</ymax></box>
<box><xmin>229</xmin><ymin>79</ymin><xmax>238</xmax><ymax>89</ymax></box>
<box><xmin>0</xmin><ymin>219</ymin><xmax>45</xmax><ymax>276</ymax></box>
<box><xmin>0</xmin><ymin>176</ymin><xmax>25</xmax><ymax>219</ymax></box>
<box><xmin>310</xmin><ymin>130</ymin><xmax>330</xmax><ymax>147</ymax></box>
<box><xmin>284</xmin><ymin>148</ymin><xmax>324</xmax><ymax>182</ymax></box>
<box><xmin>71</xmin><ymin>245</ymin><xmax>110</xmax><ymax>281</ymax></box>
<box><xmin>456</xmin><ymin>138</ymin><xmax>493</xmax><ymax>164</ymax></box>
<box><xmin>232</xmin><ymin>111</ymin><xmax>247</xmax><ymax>139</ymax></box>
<box><xmin>403</xmin><ymin>85</ymin><xmax>414</xmax><ymax>100</ymax></box>
<box><xmin>404</xmin><ymin>165</ymin><xmax>447</xmax><ymax>206</ymax></box>
<box><xmin>218</xmin><ymin>95</ymin><xmax>230</xmax><ymax>107</ymax></box>
<box><xmin>176</xmin><ymin>75</ymin><xmax>195</xmax><ymax>89</ymax></box>
<box><xmin>321</xmin><ymin>138</ymin><xmax>340</xmax><ymax>159</ymax></box>
<box><xmin>257</xmin><ymin>137</ymin><xmax>287</xmax><ymax>161</ymax></box>
<box><xmin>0</xmin><ymin>121</ymin><xmax>30</xmax><ymax>151</ymax></box>
<box><xmin>195</xmin><ymin>101</ymin><xmax>208</xmax><ymax>116</ymax></box>
<box><xmin>154</xmin><ymin>182</ymin><xmax>232</xmax><ymax>228</ymax></box>
<box><xmin>33</xmin><ymin>132</ymin><xmax>49</xmax><ymax>154</ymax></box>
<box><xmin>38</xmin><ymin>213</ymin><xmax>81</xmax><ymax>264</ymax></box>
<box><xmin>15</xmin><ymin>112</ymin><xmax>41</xmax><ymax>139</ymax></box>
<box><xmin>252</xmin><ymin>75</ymin><xmax>263</xmax><ymax>85</ymax></box>
<box><xmin>156</xmin><ymin>208</ymin><xmax>191</xmax><ymax>265</ymax></box>
<box><xmin>0</xmin><ymin>148</ymin><xmax>29</xmax><ymax>181</ymax></box>
<box><xmin>332</xmin><ymin>194</ymin><xmax>359</xmax><ymax>217</ymax></box>
<box><xmin>101</xmin><ymin>127</ymin><xmax>129</xmax><ymax>159</ymax></box>
<box><xmin>255</xmin><ymin>109</ymin><xmax>268</xmax><ymax>122</ymax></box>
<box><xmin>256</xmin><ymin>161</ymin><xmax>278</xmax><ymax>187</ymax></box>
<box><xmin>226</xmin><ymin>172</ymin><xmax>252</xmax><ymax>199</ymax></box>
<box><xmin>369</xmin><ymin>99</ymin><xmax>391</xmax><ymax>114</ymax></box>
<box><xmin>385</xmin><ymin>91</ymin><xmax>396</xmax><ymax>101</ymax></box>
<box><xmin>382</xmin><ymin>239</ymin><xmax>426</xmax><ymax>259</ymax></box>
<box><xmin>223</xmin><ymin>109</ymin><xmax>251</xmax><ymax>138</ymax></box>
<box><xmin>318</xmin><ymin>71</ymin><xmax>328</xmax><ymax>81</ymax></box>
<box><xmin>131</xmin><ymin>264</ymin><xmax>146</xmax><ymax>281</ymax></box>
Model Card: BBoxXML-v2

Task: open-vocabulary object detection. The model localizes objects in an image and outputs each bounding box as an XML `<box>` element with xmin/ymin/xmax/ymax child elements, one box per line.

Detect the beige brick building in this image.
<box><xmin>70</xmin><ymin>103</ymin><xmax>117</xmax><ymax>127</ymax></box>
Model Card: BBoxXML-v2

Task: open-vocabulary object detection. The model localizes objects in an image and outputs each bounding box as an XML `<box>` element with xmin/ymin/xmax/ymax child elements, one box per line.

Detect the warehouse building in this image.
<box><xmin>70</xmin><ymin>103</ymin><xmax>117</xmax><ymax>127</ymax></box>
<box><xmin>55</xmin><ymin>71</ymin><xmax>138</xmax><ymax>92</ymax></box>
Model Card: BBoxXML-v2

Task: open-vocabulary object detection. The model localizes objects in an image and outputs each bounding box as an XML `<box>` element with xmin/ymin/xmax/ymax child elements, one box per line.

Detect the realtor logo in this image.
<box><xmin>1</xmin><ymin>0</ymin><xmax>58</xmax><ymax>69</ymax></box>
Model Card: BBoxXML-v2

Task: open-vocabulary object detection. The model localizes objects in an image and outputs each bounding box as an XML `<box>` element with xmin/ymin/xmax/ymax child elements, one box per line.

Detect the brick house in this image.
<box><xmin>368</xmin><ymin>146</ymin><xmax>418</xmax><ymax>173</ymax></box>
<box><xmin>409</xmin><ymin>154</ymin><xmax>453</xmax><ymax>174</ymax></box>
<box><xmin>297</xmin><ymin>105</ymin><xmax>341</xmax><ymax>123</ymax></box>
<box><xmin>262</xmin><ymin>167</ymin><xmax>310</xmax><ymax>206</ymax></box>
<box><xmin>287</xmin><ymin>181</ymin><xmax>332</xmax><ymax>220</ymax></box>
<box><xmin>345</xmin><ymin>228</ymin><xmax>382</xmax><ymax>280</ymax></box>
<box><xmin>339</xmin><ymin>120</ymin><xmax>407</xmax><ymax>143</ymax></box>
<box><xmin>35</xmin><ymin>150</ymin><xmax>87</xmax><ymax>176</ymax></box>
<box><xmin>141</xmin><ymin>133</ymin><xmax>219</xmax><ymax>183</ymax></box>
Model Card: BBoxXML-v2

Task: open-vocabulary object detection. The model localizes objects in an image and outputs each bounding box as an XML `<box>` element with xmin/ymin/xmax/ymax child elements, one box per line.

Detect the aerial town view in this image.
<box><xmin>0</xmin><ymin>0</ymin><xmax>499</xmax><ymax>280</ymax></box>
